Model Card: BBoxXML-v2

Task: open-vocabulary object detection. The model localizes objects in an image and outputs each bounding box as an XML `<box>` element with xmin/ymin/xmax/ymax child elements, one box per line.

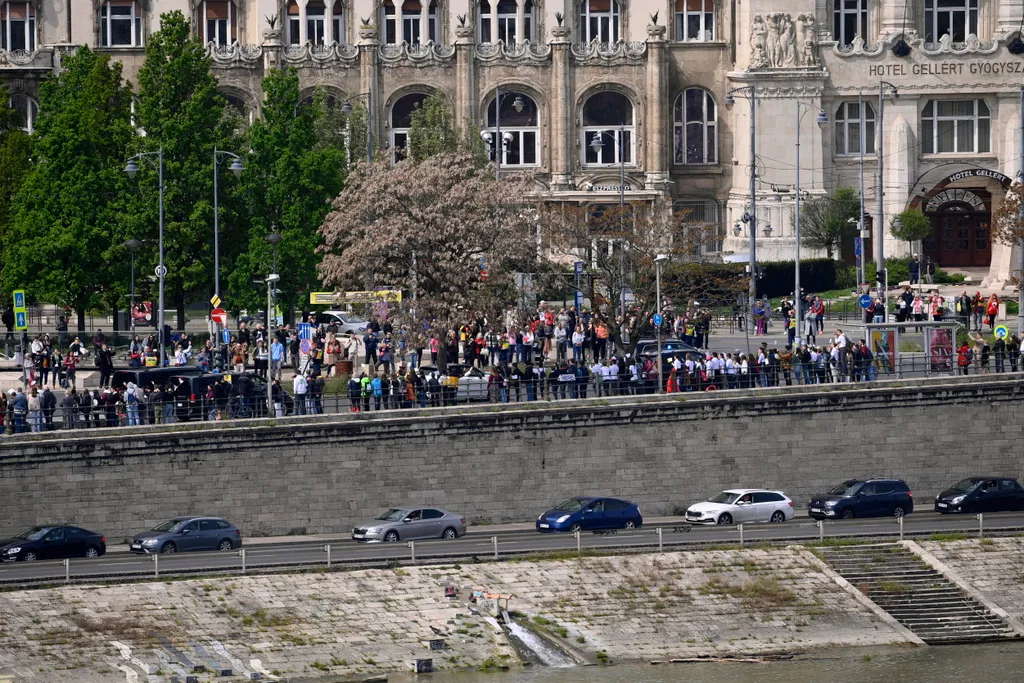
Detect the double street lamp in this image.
<box><xmin>123</xmin><ymin>238</ymin><xmax>142</xmax><ymax>333</ymax></box>
<box><xmin>654</xmin><ymin>254</ymin><xmax>668</xmax><ymax>393</ymax></box>
<box><xmin>262</xmin><ymin>232</ymin><xmax>283</xmax><ymax>413</ymax></box>
<box><xmin>341</xmin><ymin>92</ymin><xmax>373</xmax><ymax>163</ymax></box>
<box><xmin>794</xmin><ymin>102</ymin><xmax>829</xmax><ymax>340</ymax></box>
<box><xmin>481</xmin><ymin>86</ymin><xmax>525</xmax><ymax>179</ymax></box>
<box><xmin>725</xmin><ymin>86</ymin><xmax>759</xmax><ymax>332</ymax></box>
<box><xmin>213</xmin><ymin>149</ymin><xmax>244</xmax><ymax>350</ymax></box>
<box><xmin>124</xmin><ymin>148</ymin><xmax>166</xmax><ymax>366</ymax></box>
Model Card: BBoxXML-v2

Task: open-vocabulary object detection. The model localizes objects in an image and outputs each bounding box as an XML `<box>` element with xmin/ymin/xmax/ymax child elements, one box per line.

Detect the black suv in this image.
<box><xmin>934</xmin><ymin>477</ymin><xmax>1024</xmax><ymax>514</ymax></box>
<box><xmin>808</xmin><ymin>479</ymin><xmax>914</xmax><ymax>520</ymax></box>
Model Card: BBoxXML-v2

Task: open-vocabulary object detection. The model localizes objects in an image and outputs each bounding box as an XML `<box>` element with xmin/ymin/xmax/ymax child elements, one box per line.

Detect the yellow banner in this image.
<box><xmin>309</xmin><ymin>290</ymin><xmax>402</xmax><ymax>305</ymax></box>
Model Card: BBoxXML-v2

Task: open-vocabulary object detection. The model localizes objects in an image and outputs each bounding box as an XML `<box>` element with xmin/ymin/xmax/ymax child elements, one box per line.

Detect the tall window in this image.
<box><xmin>287</xmin><ymin>1</ymin><xmax>300</xmax><ymax>44</ymax></box>
<box><xmin>428</xmin><ymin>0</ymin><xmax>439</xmax><ymax>42</ymax></box>
<box><xmin>383</xmin><ymin>0</ymin><xmax>438</xmax><ymax>44</ymax></box>
<box><xmin>579</xmin><ymin>0</ymin><xmax>620</xmax><ymax>44</ymax></box>
<box><xmin>924</xmin><ymin>0</ymin><xmax>977</xmax><ymax>43</ymax></box>
<box><xmin>582</xmin><ymin>91</ymin><xmax>634</xmax><ymax>165</ymax></box>
<box><xmin>674</xmin><ymin>88</ymin><xmax>716</xmax><ymax>165</ymax></box>
<box><xmin>479</xmin><ymin>0</ymin><xmax>534</xmax><ymax>43</ymax></box>
<box><xmin>1</xmin><ymin>2</ymin><xmax>35</xmax><ymax>51</ymax></box>
<box><xmin>834</xmin><ymin>101</ymin><xmax>875</xmax><ymax>156</ymax></box>
<box><xmin>391</xmin><ymin>93</ymin><xmax>428</xmax><ymax>161</ymax></box>
<box><xmin>674</xmin><ymin>0</ymin><xmax>715</xmax><ymax>42</ymax></box>
<box><xmin>9</xmin><ymin>94</ymin><xmax>37</xmax><ymax>133</ymax></box>
<box><xmin>333</xmin><ymin>1</ymin><xmax>344</xmax><ymax>43</ymax></box>
<box><xmin>203</xmin><ymin>1</ymin><xmax>236</xmax><ymax>46</ymax></box>
<box><xmin>921</xmin><ymin>100</ymin><xmax>990</xmax><ymax>154</ymax></box>
<box><xmin>675</xmin><ymin>199</ymin><xmax>723</xmax><ymax>253</ymax></box>
<box><xmin>833</xmin><ymin>0</ymin><xmax>867</xmax><ymax>47</ymax></box>
<box><xmin>483</xmin><ymin>92</ymin><xmax>539</xmax><ymax>167</ymax></box>
<box><xmin>100</xmin><ymin>1</ymin><xmax>143</xmax><ymax>47</ymax></box>
<box><xmin>383</xmin><ymin>0</ymin><xmax>396</xmax><ymax>43</ymax></box>
<box><xmin>403</xmin><ymin>1</ymin><xmax>421</xmax><ymax>44</ymax></box>
<box><xmin>307</xmin><ymin>1</ymin><xmax>327</xmax><ymax>43</ymax></box>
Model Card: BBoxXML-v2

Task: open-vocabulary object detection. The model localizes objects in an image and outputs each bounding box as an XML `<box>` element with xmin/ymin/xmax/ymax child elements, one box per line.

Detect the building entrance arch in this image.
<box><xmin>923</xmin><ymin>189</ymin><xmax>991</xmax><ymax>268</ymax></box>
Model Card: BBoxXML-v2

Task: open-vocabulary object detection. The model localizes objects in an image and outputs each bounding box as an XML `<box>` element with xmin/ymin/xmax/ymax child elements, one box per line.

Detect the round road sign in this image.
<box><xmin>300</xmin><ymin>339</ymin><xmax>311</xmax><ymax>354</ymax></box>
<box><xmin>154</xmin><ymin>265</ymin><xmax>168</xmax><ymax>277</ymax></box>
<box><xmin>653</xmin><ymin>313</ymin><xmax>663</xmax><ymax>326</ymax></box>
<box><xmin>859</xmin><ymin>294</ymin><xmax>872</xmax><ymax>309</ymax></box>
<box><xmin>994</xmin><ymin>325</ymin><xmax>1009</xmax><ymax>340</ymax></box>
<box><xmin>211</xmin><ymin>307</ymin><xmax>228</xmax><ymax>326</ymax></box>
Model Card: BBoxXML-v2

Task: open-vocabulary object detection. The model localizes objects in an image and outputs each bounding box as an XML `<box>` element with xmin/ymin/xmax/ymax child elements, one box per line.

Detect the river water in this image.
<box><xmin>394</xmin><ymin>642</ymin><xmax>1024</xmax><ymax>683</ymax></box>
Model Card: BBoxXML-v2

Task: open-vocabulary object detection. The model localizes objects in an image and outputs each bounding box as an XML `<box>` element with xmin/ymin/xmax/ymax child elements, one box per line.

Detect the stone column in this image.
<box><xmin>359</xmin><ymin>24</ymin><xmax>381</xmax><ymax>155</ymax></box>
<box><xmin>997</xmin><ymin>2</ymin><xmax>1024</xmax><ymax>35</ymax></box>
<box><xmin>299</xmin><ymin>0</ymin><xmax>308</xmax><ymax>44</ymax></box>
<box><xmin>549</xmin><ymin>23</ymin><xmax>573</xmax><ymax>190</ymax></box>
<box><xmin>644</xmin><ymin>23</ymin><xmax>668</xmax><ymax>190</ymax></box>
<box><xmin>454</xmin><ymin>24</ymin><xmax>476</xmax><ymax>125</ymax></box>
<box><xmin>515</xmin><ymin>0</ymin><xmax>525</xmax><ymax>44</ymax></box>
<box><xmin>421</xmin><ymin>1</ymin><xmax>429</xmax><ymax>43</ymax></box>
<box><xmin>397</xmin><ymin>4</ymin><xmax>405</xmax><ymax>44</ymax></box>
<box><xmin>325</xmin><ymin>1</ymin><xmax>333</xmax><ymax>44</ymax></box>
<box><xmin>262</xmin><ymin>23</ymin><xmax>283</xmax><ymax>71</ymax></box>
<box><xmin>491</xmin><ymin>3</ymin><xmax>499</xmax><ymax>42</ymax></box>
<box><xmin>879</xmin><ymin>0</ymin><xmax>912</xmax><ymax>39</ymax></box>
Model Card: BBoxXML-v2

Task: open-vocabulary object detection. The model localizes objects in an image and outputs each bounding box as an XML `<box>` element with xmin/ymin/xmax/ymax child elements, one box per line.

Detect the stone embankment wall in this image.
<box><xmin>1</xmin><ymin>375</ymin><xmax>1023</xmax><ymax>539</ymax></box>
<box><xmin>919</xmin><ymin>538</ymin><xmax>1024</xmax><ymax>621</ymax></box>
<box><xmin>0</xmin><ymin>548</ymin><xmax>914</xmax><ymax>682</ymax></box>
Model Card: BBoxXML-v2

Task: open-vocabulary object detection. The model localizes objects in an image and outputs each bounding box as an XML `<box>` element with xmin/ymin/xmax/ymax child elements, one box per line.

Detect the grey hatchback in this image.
<box><xmin>130</xmin><ymin>516</ymin><xmax>242</xmax><ymax>554</ymax></box>
<box><xmin>351</xmin><ymin>508</ymin><xmax>467</xmax><ymax>543</ymax></box>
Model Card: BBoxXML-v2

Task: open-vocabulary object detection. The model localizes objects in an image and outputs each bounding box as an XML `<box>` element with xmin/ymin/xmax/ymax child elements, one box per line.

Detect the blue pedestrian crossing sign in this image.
<box><xmin>12</xmin><ymin>289</ymin><xmax>27</xmax><ymax>331</ymax></box>
<box><xmin>859</xmin><ymin>294</ymin><xmax>872</xmax><ymax>309</ymax></box>
<box><xmin>653</xmin><ymin>313</ymin><xmax>663</xmax><ymax>326</ymax></box>
<box><xmin>994</xmin><ymin>325</ymin><xmax>1009</xmax><ymax>340</ymax></box>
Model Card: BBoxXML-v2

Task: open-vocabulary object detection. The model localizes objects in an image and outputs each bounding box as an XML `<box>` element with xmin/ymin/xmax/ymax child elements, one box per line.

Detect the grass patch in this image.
<box><xmin>699</xmin><ymin>577</ymin><xmax>796</xmax><ymax>607</ymax></box>
<box><xmin>928</xmin><ymin>532</ymin><xmax>968</xmax><ymax>542</ymax></box>
<box><xmin>877</xmin><ymin>581</ymin><xmax>913</xmax><ymax>593</ymax></box>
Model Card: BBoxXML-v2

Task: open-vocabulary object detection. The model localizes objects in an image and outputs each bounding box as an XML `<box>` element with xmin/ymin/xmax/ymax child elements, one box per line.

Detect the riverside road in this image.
<box><xmin>1</xmin><ymin>511</ymin><xmax>1020</xmax><ymax>586</ymax></box>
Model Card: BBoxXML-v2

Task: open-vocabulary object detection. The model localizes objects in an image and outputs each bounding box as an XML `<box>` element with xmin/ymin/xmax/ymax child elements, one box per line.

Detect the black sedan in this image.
<box><xmin>934</xmin><ymin>477</ymin><xmax>1024</xmax><ymax>514</ymax></box>
<box><xmin>0</xmin><ymin>525</ymin><xmax>107</xmax><ymax>562</ymax></box>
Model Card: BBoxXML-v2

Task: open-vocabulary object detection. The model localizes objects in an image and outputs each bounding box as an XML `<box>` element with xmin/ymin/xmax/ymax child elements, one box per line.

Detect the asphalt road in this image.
<box><xmin>1</xmin><ymin>511</ymin><xmax>1019</xmax><ymax>586</ymax></box>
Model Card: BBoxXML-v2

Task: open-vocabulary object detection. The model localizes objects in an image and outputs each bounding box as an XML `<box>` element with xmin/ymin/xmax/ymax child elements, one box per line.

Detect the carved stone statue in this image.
<box><xmin>765</xmin><ymin>13</ymin><xmax>782</xmax><ymax>67</ymax></box>
<box><xmin>796</xmin><ymin>14</ymin><xmax>819</xmax><ymax>66</ymax></box>
<box><xmin>780</xmin><ymin>14</ymin><xmax>796</xmax><ymax>66</ymax></box>
<box><xmin>749</xmin><ymin>15</ymin><xmax>768</xmax><ymax>68</ymax></box>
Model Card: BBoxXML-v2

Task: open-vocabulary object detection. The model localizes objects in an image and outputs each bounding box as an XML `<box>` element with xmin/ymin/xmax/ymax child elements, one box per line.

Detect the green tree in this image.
<box><xmin>127</xmin><ymin>10</ymin><xmax>228</xmax><ymax>329</ymax></box>
<box><xmin>405</xmin><ymin>92</ymin><xmax>487</xmax><ymax>164</ymax></box>
<box><xmin>227</xmin><ymin>70</ymin><xmax>346</xmax><ymax>315</ymax></box>
<box><xmin>0</xmin><ymin>85</ymin><xmax>32</xmax><ymax>280</ymax></box>
<box><xmin>0</xmin><ymin>48</ymin><xmax>133</xmax><ymax>331</ymax></box>
<box><xmin>890</xmin><ymin>208</ymin><xmax>932</xmax><ymax>246</ymax></box>
<box><xmin>800</xmin><ymin>187</ymin><xmax>861</xmax><ymax>259</ymax></box>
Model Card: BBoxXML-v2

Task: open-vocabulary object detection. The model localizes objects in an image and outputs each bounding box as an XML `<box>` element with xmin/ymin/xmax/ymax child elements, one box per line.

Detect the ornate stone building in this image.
<box><xmin>1</xmin><ymin>1</ymin><xmax>1023</xmax><ymax>283</ymax></box>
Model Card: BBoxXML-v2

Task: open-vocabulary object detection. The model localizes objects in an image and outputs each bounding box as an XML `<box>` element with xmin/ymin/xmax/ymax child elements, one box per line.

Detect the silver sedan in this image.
<box><xmin>351</xmin><ymin>507</ymin><xmax>467</xmax><ymax>543</ymax></box>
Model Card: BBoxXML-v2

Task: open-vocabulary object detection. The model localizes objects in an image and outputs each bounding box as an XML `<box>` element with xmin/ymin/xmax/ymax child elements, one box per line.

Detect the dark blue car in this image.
<box><xmin>536</xmin><ymin>497</ymin><xmax>643</xmax><ymax>533</ymax></box>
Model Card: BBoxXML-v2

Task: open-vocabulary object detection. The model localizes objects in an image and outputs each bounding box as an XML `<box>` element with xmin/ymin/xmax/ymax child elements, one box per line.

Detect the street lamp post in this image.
<box><xmin>264</xmin><ymin>232</ymin><xmax>282</xmax><ymax>413</ymax></box>
<box><xmin>340</xmin><ymin>92</ymin><xmax>373</xmax><ymax>163</ymax></box>
<box><xmin>213</xmin><ymin>149</ymin><xmax>244</xmax><ymax>349</ymax></box>
<box><xmin>124</xmin><ymin>239</ymin><xmax>142</xmax><ymax>333</ymax></box>
<box><xmin>726</xmin><ymin>86</ymin><xmax>759</xmax><ymax>333</ymax></box>
<box><xmin>589</xmin><ymin>126</ymin><xmax>628</xmax><ymax>321</ymax></box>
<box><xmin>794</xmin><ymin>103</ymin><xmax>829</xmax><ymax>344</ymax></box>
<box><xmin>124</xmin><ymin>148</ymin><xmax>166</xmax><ymax>366</ymax></box>
<box><xmin>876</xmin><ymin>81</ymin><xmax>899</xmax><ymax>308</ymax></box>
<box><xmin>1018</xmin><ymin>86</ymin><xmax>1024</xmax><ymax>336</ymax></box>
<box><xmin>654</xmin><ymin>254</ymin><xmax>668</xmax><ymax>392</ymax></box>
<box><xmin>481</xmin><ymin>86</ymin><xmax>524</xmax><ymax>180</ymax></box>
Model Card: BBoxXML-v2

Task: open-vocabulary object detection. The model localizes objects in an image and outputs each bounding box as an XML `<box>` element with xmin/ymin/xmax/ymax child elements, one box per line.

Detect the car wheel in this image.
<box><xmin>84</xmin><ymin>546</ymin><xmax>100</xmax><ymax>559</ymax></box>
<box><xmin>160</xmin><ymin>542</ymin><xmax>177</xmax><ymax>555</ymax></box>
<box><xmin>384</xmin><ymin>530</ymin><xmax>400</xmax><ymax>543</ymax></box>
<box><xmin>218</xmin><ymin>540</ymin><xmax>233</xmax><ymax>551</ymax></box>
<box><xmin>569</xmin><ymin>522</ymin><xmax>582</xmax><ymax>533</ymax></box>
<box><xmin>841</xmin><ymin>509</ymin><xmax>855</xmax><ymax>520</ymax></box>
<box><xmin>770</xmin><ymin>511</ymin><xmax>786</xmax><ymax>524</ymax></box>
<box><xmin>22</xmin><ymin>551</ymin><xmax>37</xmax><ymax>562</ymax></box>
<box><xmin>892</xmin><ymin>506</ymin><xmax>906</xmax><ymax>518</ymax></box>
<box><xmin>442</xmin><ymin>527</ymin><xmax>458</xmax><ymax>540</ymax></box>
<box><xmin>717</xmin><ymin>513</ymin><xmax>733</xmax><ymax>526</ymax></box>
<box><xmin>624</xmin><ymin>519</ymin><xmax>638</xmax><ymax>530</ymax></box>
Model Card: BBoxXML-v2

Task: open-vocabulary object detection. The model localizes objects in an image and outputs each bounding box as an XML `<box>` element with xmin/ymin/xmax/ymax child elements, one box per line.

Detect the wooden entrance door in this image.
<box><xmin>924</xmin><ymin>204</ymin><xmax>991</xmax><ymax>268</ymax></box>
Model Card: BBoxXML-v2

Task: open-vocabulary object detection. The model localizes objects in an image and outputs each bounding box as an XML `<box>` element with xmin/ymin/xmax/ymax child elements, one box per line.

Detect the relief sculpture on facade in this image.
<box><xmin>749</xmin><ymin>13</ymin><xmax>819</xmax><ymax>70</ymax></box>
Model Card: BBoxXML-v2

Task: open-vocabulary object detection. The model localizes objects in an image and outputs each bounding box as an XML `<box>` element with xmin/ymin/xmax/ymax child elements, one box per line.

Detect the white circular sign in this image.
<box><xmin>155</xmin><ymin>265</ymin><xmax>168</xmax><ymax>277</ymax></box>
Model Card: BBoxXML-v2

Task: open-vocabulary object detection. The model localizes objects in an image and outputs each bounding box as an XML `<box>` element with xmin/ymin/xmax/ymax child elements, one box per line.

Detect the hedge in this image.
<box><xmin>757</xmin><ymin>259</ymin><xmax>838</xmax><ymax>298</ymax></box>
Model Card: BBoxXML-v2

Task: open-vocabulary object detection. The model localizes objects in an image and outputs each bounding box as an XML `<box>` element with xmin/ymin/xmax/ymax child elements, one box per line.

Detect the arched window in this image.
<box><xmin>202</xmin><ymin>1</ymin><xmax>236</xmax><ymax>46</ymax></box>
<box><xmin>1</xmin><ymin>2</ymin><xmax>35</xmax><ymax>52</ymax></box>
<box><xmin>579</xmin><ymin>0</ymin><xmax>620</xmax><ymax>44</ymax></box>
<box><xmin>924</xmin><ymin>0</ymin><xmax>977</xmax><ymax>44</ymax></box>
<box><xmin>674</xmin><ymin>0</ymin><xmax>714</xmax><ymax>42</ymax></box>
<box><xmin>673</xmin><ymin>88</ymin><xmax>716</xmax><ymax>165</ymax></box>
<box><xmin>303</xmin><ymin>1</ymin><xmax>346</xmax><ymax>44</ymax></box>
<box><xmin>100</xmin><ymin>1</ymin><xmax>143</xmax><ymax>47</ymax></box>
<box><xmin>479</xmin><ymin>0</ymin><xmax>530</xmax><ymax>43</ymax></box>
<box><xmin>383</xmin><ymin>0</ymin><xmax>439</xmax><ymax>44</ymax></box>
<box><xmin>9</xmin><ymin>93</ymin><xmax>37</xmax><ymax>133</ymax></box>
<box><xmin>482</xmin><ymin>92</ymin><xmax>539</xmax><ymax>167</ymax></box>
<box><xmin>834</xmin><ymin>101</ymin><xmax>875</xmax><ymax>156</ymax></box>
<box><xmin>333</xmin><ymin>1</ymin><xmax>344</xmax><ymax>43</ymax></box>
<box><xmin>582</xmin><ymin>91</ymin><xmax>634</xmax><ymax>166</ymax></box>
<box><xmin>833</xmin><ymin>0</ymin><xmax>867</xmax><ymax>48</ymax></box>
<box><xmin>287</xmin><ymin>1</ymin><xmax>300</xmax><ymax>44</ymax></box>
<box><xmin>524</xmin><ymin>0</ymin><xmax>535</xmax><ymax>41</ymax></box>
<box><xmin>391</xmin><ymin>92</ymin><xmax>428</xmax><ymax>161</ymax></box>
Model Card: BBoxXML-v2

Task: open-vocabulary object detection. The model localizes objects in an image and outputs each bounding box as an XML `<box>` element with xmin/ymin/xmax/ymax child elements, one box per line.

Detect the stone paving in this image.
<box><xmin>920</xmin><ymin>538</ymin><xmax>1024</xmax><ymax>621</ymax></box>
<box><xmin>0</xmin><ymin>548</ymin><xmax>916</xmax><ymax>682</ymax></box>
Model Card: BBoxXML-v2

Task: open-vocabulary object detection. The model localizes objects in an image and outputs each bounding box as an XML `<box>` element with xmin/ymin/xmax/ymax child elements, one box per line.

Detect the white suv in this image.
<box><xmin>684</xmin><ymin>489</ymin><xmax>794</xmax><ymax>526</ymax></box>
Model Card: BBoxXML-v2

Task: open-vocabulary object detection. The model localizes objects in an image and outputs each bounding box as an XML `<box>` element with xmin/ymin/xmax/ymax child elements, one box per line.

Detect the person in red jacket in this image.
<box><xmin>986</xmin><ymin>294</ymin><xmax>999</xmax><ymax>331</ymax></box>
<box><xmin>957</xmin><ymin>343</ymin><xmax>972</xmax><ymax>375</ymax></box>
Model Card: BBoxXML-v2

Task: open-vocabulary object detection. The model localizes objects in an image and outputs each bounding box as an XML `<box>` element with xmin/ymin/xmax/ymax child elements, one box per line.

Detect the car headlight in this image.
<box><xmin>142</xmin><ymin>539</ymin><xmax>159</xmax><ymax>546</ymax></box>
<box><xmin>538</xmin><ymin>514</ymin><xmax>544</xmax><ymax>521</ymax></box>
<box><xmin>366</xmin><ymin>527</ymin><xmax>380</xmax><ymax>534</ymax></box>
<box><xmin>5</xmin><ymin>547</ymin><xmax>21</xmax><ymax>554</ymax></box>
<box><xmin>950</xmin><ymin>495</ymin><xmax>965</xmax><ymax>505</ymax></box>
<box><xmin>824</xmin><ymin>501</ymin><xmax>837</xmax><ymax>507</ymax></box>
<box><xmin>555</xmin><ymin>515</ymin><xmax>570</xmax><ymax>524</ymax></box>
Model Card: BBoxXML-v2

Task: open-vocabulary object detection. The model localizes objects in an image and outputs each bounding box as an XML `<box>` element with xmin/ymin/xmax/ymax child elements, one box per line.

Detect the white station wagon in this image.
<box><xmin>684</xmin><ymin>489</ymin><xmax>794</xmax><ymax>526</ymax></box>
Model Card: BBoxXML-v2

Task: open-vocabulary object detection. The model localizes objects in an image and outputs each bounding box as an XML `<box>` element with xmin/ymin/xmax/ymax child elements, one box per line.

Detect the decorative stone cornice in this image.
<box><xmin>280</xmin><ymin>42</ymin><xmax>360</xmax><ymax>66</ymax></box>
<box><xmin>207</xmin><ymin>42</ymin><xmax>264</xmax><ymax>67</ymax></box>
<box><xmin>832</xmin><ymin>31</ymin><xmax>1000</xmax><ymax>57</ymax></box>
<box><xmin>0</xmin><ymin>47</ymin><xmax>52</xmax><ymax>69</ymax></box>
<box><xmin>475</xmin><ymin>40</ymin><xmax>551</xmax><ymax>63</ymax></box>
<box><xmin>646</xmin><ymin>24</ymin><xmax>667</xmax><ymax>42</ymax></box>
<box><xmin>454</xmin><ymin>26</ymin><xmax>474</xmax><ymax>45</ymax></box>
<box><xmin>571</xmin><ymin>40</ymin><xmax>646</xmax><ymax>64</ymax></box>
<box><xmin>550</xmin><ymin>25</ymin><xmax>572</xmax><ymax>43</ymax></box>
<box><xmin>378</xmin><ymin>41</ymin><xmax>455</xmax><ymax>66</ymax></box>
<box><xmin>358</xmin><ymin>25</ymin><xmax>379</xmax><ymax>45</ymax></box>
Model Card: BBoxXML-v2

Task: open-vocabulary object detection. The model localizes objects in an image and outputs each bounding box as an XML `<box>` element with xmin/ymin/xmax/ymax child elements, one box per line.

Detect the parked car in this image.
<box><xmin>685</xmin><ymin>489</ymin><xmax>794</xmax><ymax>525</ymax></box>
<box><xmin>320</xmin><ymin>311</ymin><xmax>370</xmax><ymax>335</ymax></box>
<box><xmin>420</xmin><ymin>364</ymin><xmax>488</xmax><ymax>402</ymax></box>
<box><xmin>0</xmin><ymin>525</ymin><xmax>106</xmax><ymax>562</ymax></box>
<box><xmin>634</xmin><ymin>339</ymin><xmax>705</xmax><ymax>358</ymax></box>
<box><xmin>130</xmin><ymin>517</ymin><xmax>242</xmax><ymax>555</ymax></box>
<box><xmin>351</xmin><ymin>508</ymin><xmax>467</xmax><ymax>542</ymax></box>
<box><xmin>170</xmin><ymin>372</ymin><xmax>267</xmax><ymax>421</ymax></box>
<box><xmin>111</xmin><ymin>366</ymin><xmax>202</xmax><ymax>392</ymax></box>
<box><xmin>808</xmin><ymin>479</ymin><xmax>914</xmax><ymax>520</ymax></box>
<box><xmin>536</xmin><ymin>497</ymin><xmax>643</xmax><ymax>533</ymax></box>
<box><xmin>934</xmin><ymin>477</ymin><xmax>1024</xmax><ymax>514</ymax></box>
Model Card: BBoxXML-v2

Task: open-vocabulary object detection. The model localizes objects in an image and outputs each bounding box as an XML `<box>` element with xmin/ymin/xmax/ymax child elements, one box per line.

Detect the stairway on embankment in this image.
<box><xmin>818</xmin><ymin>543</ymin><xmax>1020</xmax><ymax>644</ymax></box>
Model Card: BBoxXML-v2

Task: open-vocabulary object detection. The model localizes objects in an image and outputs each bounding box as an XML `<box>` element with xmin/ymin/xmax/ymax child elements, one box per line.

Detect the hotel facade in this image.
<box><xmin>2</xmin><ymin>0</ymin><xmax>1023</xmax><ymax>285</ymax></box>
